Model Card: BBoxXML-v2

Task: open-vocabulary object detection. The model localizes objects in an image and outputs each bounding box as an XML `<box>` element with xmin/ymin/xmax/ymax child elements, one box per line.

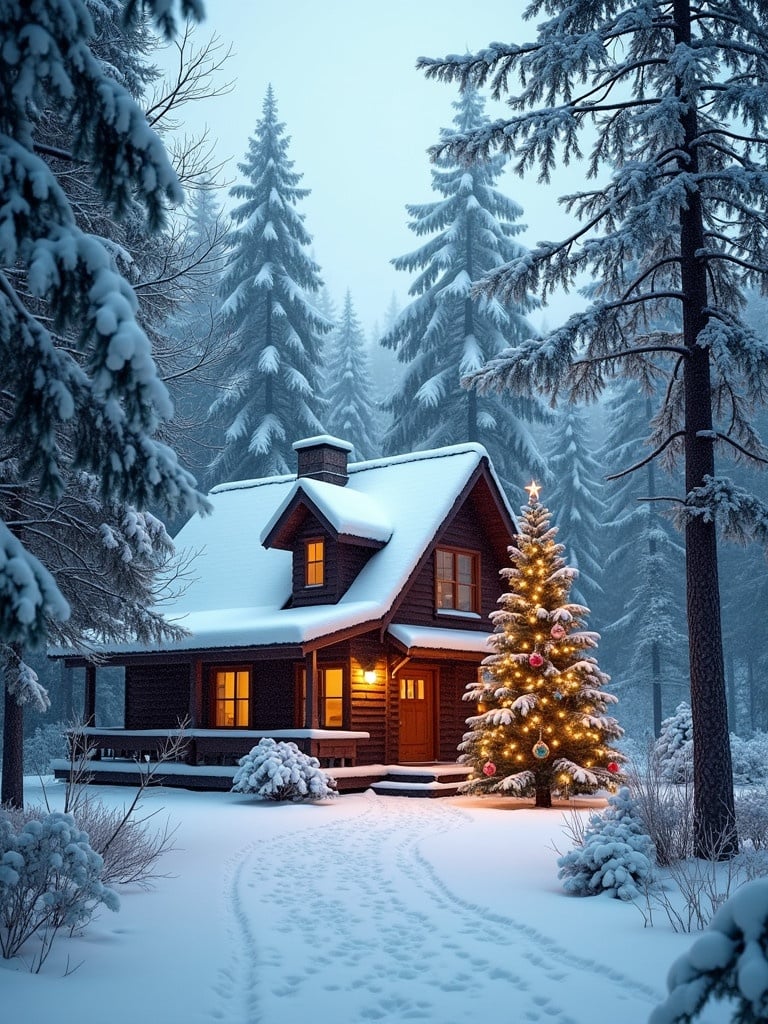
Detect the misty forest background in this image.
<box><xmin>4</xmin><ymin>4</ymin><xmax>767</xmax><ymax>771</ymax></box>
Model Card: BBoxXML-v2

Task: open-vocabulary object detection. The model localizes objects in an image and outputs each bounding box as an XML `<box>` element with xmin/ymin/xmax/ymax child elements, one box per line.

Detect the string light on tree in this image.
<box><xmin>458</xmin><ymin>484</ymin><xmax>625</xmax><ymax>807</ymax></box>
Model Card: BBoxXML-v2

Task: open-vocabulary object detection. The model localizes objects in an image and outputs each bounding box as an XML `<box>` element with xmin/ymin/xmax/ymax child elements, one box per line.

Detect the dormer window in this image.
<box><xmin>436</xmin><ymin>547</ymin><xmax>479</xmax><ymax>614</ymax></box>
<box><xmin>305</xmin><ymin>538</ymin><xmax>325</xmax><ymax>587</ymax></box>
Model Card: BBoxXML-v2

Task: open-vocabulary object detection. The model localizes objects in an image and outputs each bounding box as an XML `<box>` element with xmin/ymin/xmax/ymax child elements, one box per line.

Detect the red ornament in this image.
<box><xmin>482</xmin><ymin>761</ymin><xmax>497</xmax><ymax>777</ymax></box>
<box><xmin>550</xmin><ymin>623</ymin><xmax>566</xmax><ymax>640</ymax></box>
<box><xmin>607</xmin><ymin>761</ymin><xmax>620</xmax><ymax>774</ymax></box>
<box><xmin>528</xmin><ymin>651</ymin><xmax>544</xmax><ymax>668</ymax></box>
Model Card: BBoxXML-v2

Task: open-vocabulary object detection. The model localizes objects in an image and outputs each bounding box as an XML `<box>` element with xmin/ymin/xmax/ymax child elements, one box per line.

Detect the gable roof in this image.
<box><xmin>87</xmin><ymin>443</ymin><xmax>515</xmax><ymax>656</ymax></box>
<box><xmin>260</xmin><ymin>476</ymin><xmax>393</xmax><ymax>549</ymax></box>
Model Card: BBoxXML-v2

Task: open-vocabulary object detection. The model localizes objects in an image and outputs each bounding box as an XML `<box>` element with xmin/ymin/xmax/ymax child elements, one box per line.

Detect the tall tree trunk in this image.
<box><xmin>1</xmin><ymin>645</ymin><xmax>24</xmax><ymax>808</ymax></box>
<box><xmin>465</xmin><ymin>226</ymin><xmax>478</xmax><ymax>442</ymax></box>
<box><xmin>646</xmin><ymin>430</ymin><xmax>663</xmax><ymax>737</ymax></box>
<box><xmin>534</xmin><ymin>781</ymin><xmax>552</xmax><ymax>808</ymax></box>
<box><xmin>674</xmin><ymin>0</ymin><xmax>737</xmax><ymax>857</ymax></box>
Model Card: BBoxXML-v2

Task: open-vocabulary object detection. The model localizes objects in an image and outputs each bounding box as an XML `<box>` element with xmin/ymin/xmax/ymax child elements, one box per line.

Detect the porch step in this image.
<box><xmin>370</xmin><ymin>763</ymin><xmax>472</xmax><ymax>799</ymax></box>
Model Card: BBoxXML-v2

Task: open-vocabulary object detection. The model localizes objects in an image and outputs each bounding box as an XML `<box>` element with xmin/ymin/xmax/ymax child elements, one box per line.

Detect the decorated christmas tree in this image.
<box><xmin>459</xmin><ymin>483</ymin><xmax>624</xmax><ymax>807</ymax></box>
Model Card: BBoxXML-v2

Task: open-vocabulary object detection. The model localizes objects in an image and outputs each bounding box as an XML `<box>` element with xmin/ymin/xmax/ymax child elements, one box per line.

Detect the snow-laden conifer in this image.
<box><xmin>557</xmin><ymin>786</ymin><xmax>655</xmax><ymax>900</ymax></box>
<box><xmin>210</xmin><ymin>86</ymin><xmax>330</xmax><ymax>483</ymax></box>
<box><xmin>654</xmin><ymin>703</ymin><xmax>694</xmax><ymax>784</ymax></box>
<box><xmin>381</xmin><ymin>87</ymin><xmax>547</xmax><ymax>489</ymax></box>
<box><xmin>459</xmin><ymin>492</ymin><xmax>623</xmax><ymax>806</ymax></box>
<box><xmin>545</xmin><ymin>404</ymin><xmax>605</xmax><ymax>608</ymax></box>
<box><xmin>420</xmin><ymin>0</ymin><xmax>768</xmax><ymax>856</ymax></box>
<box><xmin>232</xmin><ymin>738</ymin><xmax>337</xmax><ymax>802</ymax></box>
<box><xmin>324</xmin><ymin>292</ymin><xmax>380</xmax><ymax>460</ymax></box>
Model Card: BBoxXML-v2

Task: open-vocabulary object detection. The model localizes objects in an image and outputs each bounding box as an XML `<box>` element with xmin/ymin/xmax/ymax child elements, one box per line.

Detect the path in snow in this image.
<box><xmin>211</xmin><ymin>794</ymin><xmax>662</xmax><ymax>1024</ymax></box>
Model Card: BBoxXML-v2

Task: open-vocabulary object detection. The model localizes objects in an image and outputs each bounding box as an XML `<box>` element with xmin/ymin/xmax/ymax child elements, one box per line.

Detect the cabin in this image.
<box><xmin>53</xmin><ymin>437</ymin><xmax>518</xmax><ymax>794</ymax></box>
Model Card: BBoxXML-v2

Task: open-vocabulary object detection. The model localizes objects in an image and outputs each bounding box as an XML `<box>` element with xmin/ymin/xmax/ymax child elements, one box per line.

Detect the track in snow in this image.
<box><xmin>211</xmin><ymin>794</ymin><xmax>662</xmax><ymax>1024</ymax></box>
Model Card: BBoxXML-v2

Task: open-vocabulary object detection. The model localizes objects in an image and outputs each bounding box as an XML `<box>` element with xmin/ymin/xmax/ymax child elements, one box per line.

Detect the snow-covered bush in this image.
<box><xmin>653</xmin><ymin>703</ymin><xmax>694</xmax><ymax>783</ymax></box>
<box><xmin>557</xmin><ymin>787</ymin><xmax>655</xmax><ymax>900</ymax></box>
<box><xmin>23</xmin><ymin>722</ymin><xmax>68</xmax><ymax>774</ymax></box>
<box><xmin>731</xmin><ymin>733</ymin><xmax>768</xmax><ymax>785</ymax></box>
<box><xmin>0</xmin><ymin>812</ymin><xmax>119</xmax><ymax>961</ymax></box>
<box><xmin>736</xmin><ymin>789</ymin><xmax>768</xmax><ymax>853</ymax></box>
<box><xmin>650</xmin><ymin>877</ymin><xmax>768</xmax><ymax>1023</ymax></box>
<box><xmin>232</xmin><ymin>739</ymin><xmax>338</xmax><ymax>802</ymax></box>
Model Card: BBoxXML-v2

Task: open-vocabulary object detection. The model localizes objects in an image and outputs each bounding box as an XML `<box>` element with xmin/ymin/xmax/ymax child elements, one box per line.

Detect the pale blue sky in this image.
<box><xmin>166</xmin><ymin>1</ymin><xmax>585</xmax><ymax>335</ymax></box>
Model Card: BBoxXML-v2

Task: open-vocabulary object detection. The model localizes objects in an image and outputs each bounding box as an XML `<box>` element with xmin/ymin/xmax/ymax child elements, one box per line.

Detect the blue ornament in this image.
<box><xmin>532</xmin><ymin>740</ymin><xmax>550</xmax><ymax>759</ymax></box>
<box><xmin>554</xmin><ymin>690</ymin><xmax>563</xmax><ymax>701</ymax></box>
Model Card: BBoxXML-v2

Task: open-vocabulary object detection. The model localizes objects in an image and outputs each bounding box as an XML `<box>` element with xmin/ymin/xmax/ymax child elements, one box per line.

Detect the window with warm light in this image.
<box><xmin>297</xmin><ymin>665</ymin><xmax>345</xmax><ymax>728</ymax></box>
<box><xmin>305</xmin><ymin>538</ymin><xmax>325</xmax><ymax>587</ymax></box>
<box><xmin>213</xmin><ymin>668</ymin><xmax>250</xmax><ymax>727</ymax></box>
<box><xmin>435</xmin><ymin>547</ymin><xmax>479</xmax><ymax>613</ymax></box>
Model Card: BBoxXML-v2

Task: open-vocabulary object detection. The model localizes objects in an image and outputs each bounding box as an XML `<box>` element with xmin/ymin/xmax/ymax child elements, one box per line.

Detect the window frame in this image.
<box><xmin>295</xmin><ymin>663</ymin><xmax>347</xmax><ymax>729</ymax></box>
<box><xmin>211</xmin><ymin>666</ymin><xmax>251</xmax><ymax>728</ymax></box>
<box><xmin>434</xmin><ymin>546</ymin><xmax>481</xmax><ymax>615</ymax></box>
<box><xmin>305</xmin><ymin>536</ymin><xmax>325</xmax><ymax>588</ymax></box>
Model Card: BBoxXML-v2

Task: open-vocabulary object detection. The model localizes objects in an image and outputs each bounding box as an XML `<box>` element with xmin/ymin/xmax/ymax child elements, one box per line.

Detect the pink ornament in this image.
<box><xmin>482</xmin><ymin>761</ymin><xmax>497</xmax><ymax>777</ymax></box>
<box><xmin>528</xmin><ymin>651</ymin><xmax>544</xmax><ymax>668</ymax></box>
<box><xmin>607</xmin><ymin>761</ymin><xmax>620</xmax><ymax>774</ymax></box>
<box><xmin>550</xmin><ymin>623</ymin><xmax>566</xmax><ymax>640</ymax></box>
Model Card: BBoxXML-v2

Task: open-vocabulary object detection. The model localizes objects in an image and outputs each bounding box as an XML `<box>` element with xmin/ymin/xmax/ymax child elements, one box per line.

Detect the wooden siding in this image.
<box><xmin>291</xmin><ymin>520</ymin><xmax>338</xmax><ymax>605</ymax></box>
<box><xmin>337</xmin><ymin>542</ymin><xmax>376</xmax><ymax>595</ymax></box>
<box><xmin>125</xmin><ymin>663</ymin><xmax>190</xmax><ymax>729</ymax></box>
<box><xmin>349</xmin><ymin>635</ymin><xmax>386</xmax><ymax>764</ymax></box>
<box><xmin>394</xmin><ymin>499</ymin><xmax>499</xmax><ymax>629</ymax></box>
<box><xmin>438</xmin><ymin>662</ymin><xmax>476</xmax><ymax>761</ymax></box>
<box><xmin>252</xmin><ymin>660</ymin><xmax>295</xmax><ymax>729</ymax></box>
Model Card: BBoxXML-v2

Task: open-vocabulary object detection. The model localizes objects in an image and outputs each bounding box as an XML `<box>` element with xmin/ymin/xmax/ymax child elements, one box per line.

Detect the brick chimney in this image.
<box><xmin>293</xmin><ymin>436</ymin><xmax>353</xmax><ymax>486</ymax></box>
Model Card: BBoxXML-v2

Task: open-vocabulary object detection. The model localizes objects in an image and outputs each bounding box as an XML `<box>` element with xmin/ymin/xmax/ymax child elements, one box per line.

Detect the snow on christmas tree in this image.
<box><xmin>459</xmin><ymin>483</ymin><xmax>624</xmax><ymax>807</ymax></box>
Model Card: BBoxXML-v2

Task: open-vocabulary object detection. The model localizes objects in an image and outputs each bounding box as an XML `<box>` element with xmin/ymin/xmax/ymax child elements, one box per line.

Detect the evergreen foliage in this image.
<box><xmin>599</xmin><ymin>381</ymin><xmax>689</xmax><ymax>738</ymax></box>
<box><xmin>557</xmin><ymin>787</ymin><xmax>655</xmax><ymax>900</ymax></box>
<box><xmin>654</xmin><ymin>703</ymin><xmax>694</xmax><ymax>783</ymax></box>
<box><xmin>421</xmin><ymin>0</ymin><xmax>768</xmax><ymax>856</ymax></box>
<box><xmin>459</xmin><ymin>494</ymin><xmax>623</xmax><ymax>806</ymax></box>
<box><xmin>210</xmin><ymin>86</ymin><xmax>330</xmax><ymax>483</ymax></box>
<box><xmin>232</xmin><ymin>738</ymin><xmax>338</xmax><ymax>802</ymax></box>
<box><xmin>650</xmin><ymin>877</ymin><xmax>768</xmax><ymax>1024</ymax></box>
<box><xmin>381</xmin><ymin>87</ymin><xmax>547</xmax><ymax>489</ymax></box>
<box><xmin>324</xmin><ymin>292</ymin><xmax>380</xmax><ymax>459</ymax></box>
<box><xmin>545</xmin><ymin>404</ymin><xmax>605</xmax><ymax>607</ymax></box>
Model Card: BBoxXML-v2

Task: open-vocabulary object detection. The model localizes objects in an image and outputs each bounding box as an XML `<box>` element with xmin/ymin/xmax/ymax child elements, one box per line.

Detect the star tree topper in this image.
<box><xmin>524</xmin><ymin>480</ymin><xmax>542</xmax><ymax>503</ymax></box>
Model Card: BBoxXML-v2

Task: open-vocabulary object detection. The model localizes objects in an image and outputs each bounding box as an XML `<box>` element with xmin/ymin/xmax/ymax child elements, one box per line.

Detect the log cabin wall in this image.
<box><xmin>438</xmin><ymin>662</ymin><xmax>477</xmax><ymax>761</ymax></box>
<box><xmin>337</xmin><ymin>542</ymin><xmax>376</xmax><ymax>596</ymax></box>
<box><xmin>395</xmin><ymin>500</ymin><xmax>500</xmax><ymax>628</ymax></box>
<box><xmin>251</xmin><ymin>660</ymin><xmax>295</xmax><ymax>729</ymax></box>
<box><xmin>349</xmin><ymin>635</ymin><xmax>386</xmax><ymax>764</ymax></box>
<box><xmin>125</xmin><ymin>662</ymin><xmax>190</xmax><ymax>728</ymax></box>
<box><xmin>290</xmin><ymin>520</ymin><xmax>337</xmax><ymax>605</ymax></box>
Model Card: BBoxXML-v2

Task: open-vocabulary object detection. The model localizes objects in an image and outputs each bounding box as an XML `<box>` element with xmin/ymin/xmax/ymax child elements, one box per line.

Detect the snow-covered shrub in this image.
<box><xmin>653</xmin><ymin>703</ymin><xmax>694</xmax><ymax>783</ymax></box>
<box><xmin>23</xmin><ymin>722</ymin><xmax>68</xmax><ymax>774</ymax></box>
<box><xmin>232</xmin><ymin>738</ymin><xmax>338</xmax><ymax>802</ymax></box>
<box><xmin>650</xmin><ymin>877</ymin><xmax>768</xmax><ymax>1023</ymax></box>
<box><xmin>0</xmin><ymin>812</ymin><xmax>119</xmax><ymax>961</ymax></box>
<box><xmin>557</xmin><ymin>787</ymin><xmax>655</xmax><ymax>900</ymax></box>
<box><xmin>736</xmin><ymin>789</ymin><xmax>768</xmax><ymax>853</ymax></box>
<box><xmin>731</xmin><ymin>732</ymin><xmax>768</xmax><ymax>785</ymax></box>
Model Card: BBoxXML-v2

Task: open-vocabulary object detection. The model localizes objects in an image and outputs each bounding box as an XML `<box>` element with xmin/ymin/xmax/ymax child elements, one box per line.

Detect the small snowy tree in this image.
<box><xmin>232</xmin><ymin>738</ymin><xmax>337</xmax><ymax>802</ymax></box>
<box><xmin>650</xmin><ymin>877</ymin><xmax>768</xmax><ymax>1024</ymax></box>
<box><xmin>557</xmin><ymin>786</ymin><xmax>655</xmax><ymax>900</ymax></box>
<box><xmin>654</xmin><ymin>703</ymin><xmax>694</xmax><ymax>784</ymax></box>
<box><xmin>459</xmin><ymin>487</ymin><xmax>624</xmax><ymax>806</ymax></box>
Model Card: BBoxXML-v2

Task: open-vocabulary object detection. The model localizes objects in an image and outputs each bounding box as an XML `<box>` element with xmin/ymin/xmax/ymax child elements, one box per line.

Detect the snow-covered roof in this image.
<box><xmin>260</xmin><ymin>476</ymin><xmax>393</xmax><ymax>545</ymax></box>
<box><xmin>83</xmin><ymin>442</ymin><xmax>512</xmax><ymax>655</ymax></box>
<box><xmin>387</xmin><ymin>624</ymin><xmax>493</xmax><ymax>655</ymax></box>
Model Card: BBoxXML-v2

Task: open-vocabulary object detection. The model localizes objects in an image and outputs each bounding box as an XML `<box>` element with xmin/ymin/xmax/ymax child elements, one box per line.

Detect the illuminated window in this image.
<box><xmin>305</xmin><ymin>538</ymin><xmax>325</xmax><ymax>587</ymax></box>
<box><xmin>435</xmin><ymin>548</ymin><xmax>479</xmax><ymax>613</ymax></box>
<box><xmin>297</xmin><ymin>665</ymin><xmax>345</xmax><ymax>728</ymax></box>
<box><xmin>214</xmin><ymin>668</ymin><xmax>250</xmax><ymax>727</ymax></box>
<box><xmin>400</xmin><ymin>677</ymin><xmax>425</xmax><ymax>700</ymax></box>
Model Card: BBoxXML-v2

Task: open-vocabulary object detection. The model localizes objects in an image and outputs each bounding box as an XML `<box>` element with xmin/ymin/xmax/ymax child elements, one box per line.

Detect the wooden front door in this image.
<box><xmin>398</xmin><ymin>669</ymin><xmax>435</xmax><ymax>762</ymax></box>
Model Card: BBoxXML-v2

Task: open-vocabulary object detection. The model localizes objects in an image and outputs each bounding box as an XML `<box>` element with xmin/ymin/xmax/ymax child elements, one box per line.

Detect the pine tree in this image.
<box><xmin>210</xmin><ymin>86</ymin><xmax>329</xmax><ymax>483</ymax></box>
<box><xmin>545</xmin><ymin>404</ymin><xmax>605</xmax><ymax>608</ymax></box>
<box><xmin>599</xmin><ymin>382</ymin><xmax>689</xmax><ymax>738</ymax></box>
<box><xmin>459</xmin><ymin>488</ymin><xmax>623</xmax><ymax>808</ymax></box>
<box><xmin>381</xmin><ymin>88</ymin><xmax>547</xmax><ymax>486</ymax></box>
<box><xmin>324</xmin><ymin>292</ymin><xmax>380</xmax><ymax>460</ymax></box>
<box><xmin>423</xmin><ymin>0</ymin><xmax>768</xmax><ymax>855</ymax></box>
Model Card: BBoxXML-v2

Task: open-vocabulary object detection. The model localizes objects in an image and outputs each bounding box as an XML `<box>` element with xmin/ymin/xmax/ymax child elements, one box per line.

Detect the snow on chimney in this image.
<box><xmin>293</xmin><ymin>436</ymin><xmax>353</xmax><ymax>486</ymax></box>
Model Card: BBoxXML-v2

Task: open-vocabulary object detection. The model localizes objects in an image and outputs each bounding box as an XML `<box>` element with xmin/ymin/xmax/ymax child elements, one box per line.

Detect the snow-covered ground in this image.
<box><xmin>1</xmin><ymin>780</ymin><xmax>732</xmax><ymax>1024</ymax></box>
